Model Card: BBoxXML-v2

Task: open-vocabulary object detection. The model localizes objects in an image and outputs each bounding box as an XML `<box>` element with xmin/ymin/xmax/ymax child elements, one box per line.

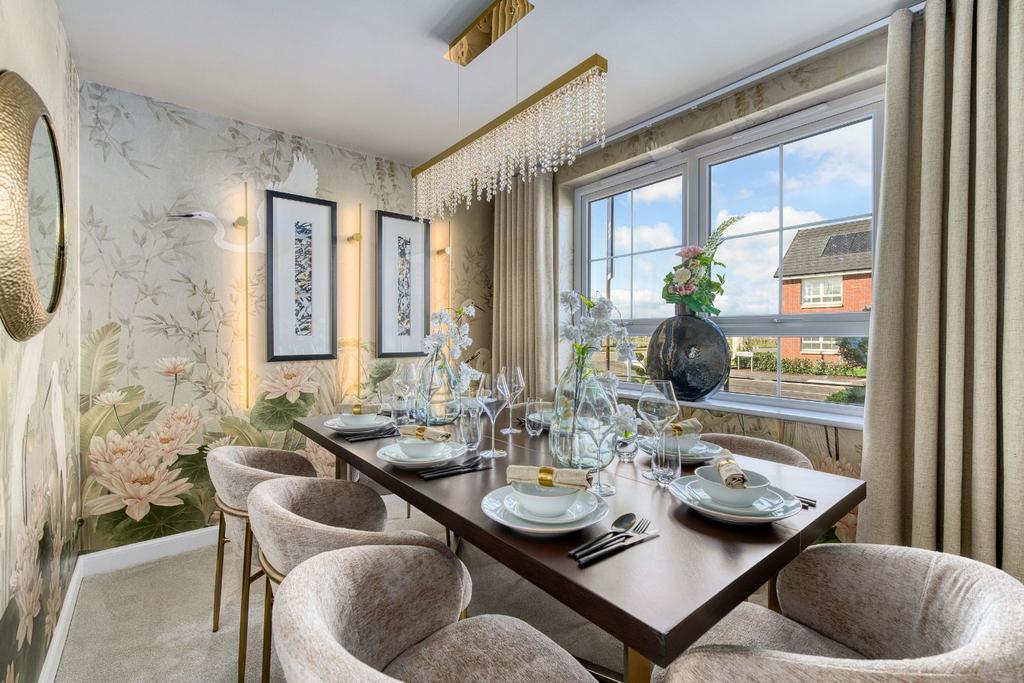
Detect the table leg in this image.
<box><xmin>334</xmin><ymin>457</ymin><xmax>342</xmax><ymax>480</ymax></box>
<box><xmin>624</xmin><ymin>647</ymin><xmax>652</xmax><ymax>683</ymax></box>
<box><xmin>768</xmin><ymin>574</ymin><xmax>781</xmax><ymax>612</ymax></box>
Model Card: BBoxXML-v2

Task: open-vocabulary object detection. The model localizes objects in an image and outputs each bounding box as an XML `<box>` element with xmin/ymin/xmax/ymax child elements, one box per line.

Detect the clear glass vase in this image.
<box><xmin>414</xmin><ymin>347</ymin><xmax>462</xmax><ymax>425</ymax></box>
<box><xmin>548</xmin><ymin>358</ymin><xmax>618</xmax><ymax>494</ymax></box>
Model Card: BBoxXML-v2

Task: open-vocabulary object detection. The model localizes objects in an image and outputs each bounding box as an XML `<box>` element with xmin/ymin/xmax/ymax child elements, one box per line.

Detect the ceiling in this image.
<box><xmin>57</xmin><ymin>0</ymin><xmax>913</xmax><ymax>167</ymax></box>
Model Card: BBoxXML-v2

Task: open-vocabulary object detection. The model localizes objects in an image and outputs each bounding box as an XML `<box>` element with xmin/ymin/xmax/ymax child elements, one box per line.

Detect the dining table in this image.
<box><xmin>294</xmin><ymin>415</ymin><xmax>866</xmax><ymax>683</ymax></box>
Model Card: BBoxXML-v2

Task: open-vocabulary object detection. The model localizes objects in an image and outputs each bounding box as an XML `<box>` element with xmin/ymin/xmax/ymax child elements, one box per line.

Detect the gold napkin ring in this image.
<box><xmin>671</xmin><ymin>423</ymin><xmax>684</xmax><ymax>436</ymax></box>
<box><xmin>353</xmin><ymin>403</ymin><xmax>363</xmax><ymax>415</ymax></box>
<box><xmin>538</xmin><ymin>466</ymin><xmax>555</xmax><ymax>487</ymax></box>
<box><xmin>415</xmin><ymin>426</ymin><xmax>427</xmax><ymax>440</ymax></box>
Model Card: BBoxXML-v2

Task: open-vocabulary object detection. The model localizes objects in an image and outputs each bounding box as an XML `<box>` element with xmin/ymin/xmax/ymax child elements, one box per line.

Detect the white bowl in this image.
<box><xmin>694</xmin><ymin>466</ymin><xmax>770</xmax><ymax>507</ymax></box>
<box><xmin>663</xmin><ymin>433</ymin><xmax>700</xmax><ymax>452</ymax></box>
<box><xmin>397</xmin><ymin>438</ymin><xmax>445</xmax><ymax>459</ymax></box>
<box><xmin>339</xmin><ymin>413</ymin><xmax>378</xmax><ymax>427</ymax></box>
<box><xmin>509</xmin><ymin>482</ymin><xmax>578</xmax><ymax>517</ymax></box>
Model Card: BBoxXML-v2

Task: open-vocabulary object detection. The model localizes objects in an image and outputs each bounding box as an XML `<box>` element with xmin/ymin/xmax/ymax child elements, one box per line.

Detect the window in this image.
<box><xmin>801</xmin><ymin>276</ymin><xmax>843</xmax><ymax>307</ymax></box>
<box><xmin>575</xmin><ymin>89</ymin><xmax>881</xmax><ymax>412</ymax></box>
<box><xmin>800</xmin><ymin>336</ymin><xmax>840</xmax><ymax>354</ymax></box>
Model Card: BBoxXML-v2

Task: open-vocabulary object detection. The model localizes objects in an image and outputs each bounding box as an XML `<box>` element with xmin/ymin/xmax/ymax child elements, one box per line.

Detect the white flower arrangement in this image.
<box><xmin>424</xmin><ymin>299</ymin><xmax>476</xmax><ymax>360</ymax></box>
<box><xmin>559</xmin><ymin>291</ymin><xmax>637</xmax><ymax>366</ymax></box>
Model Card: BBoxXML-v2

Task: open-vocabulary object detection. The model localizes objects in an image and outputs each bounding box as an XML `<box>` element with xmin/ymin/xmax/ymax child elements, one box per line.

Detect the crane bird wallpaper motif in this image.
<box><xmin>293</xmin><ymin>221</ymin><xmax>314</xmax><ymax>336</ymax></box>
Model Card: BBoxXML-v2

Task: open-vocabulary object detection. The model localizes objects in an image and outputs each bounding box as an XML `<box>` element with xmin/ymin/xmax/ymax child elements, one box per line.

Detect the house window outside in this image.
<box><xmin>801</xmin><ymin>276</ymin><xmax>843</xmax><ymax>307</ymax></box>
<box><xmin>801</xmin><ymin>336</ymin><xmax>841</xmax><ymax>354</ymax></box>
<box><xmin>575</xmin><ymin>90</ymin><xmax>882</xmax><ymax>412</ymax></box>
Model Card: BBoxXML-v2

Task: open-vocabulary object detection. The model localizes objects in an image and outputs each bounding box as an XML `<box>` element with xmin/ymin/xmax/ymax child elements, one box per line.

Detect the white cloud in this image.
<box><xmin>633</xmin><ymin>178</ymin><xmax>682</xmax><ymax>204</ymax></box>
<box><xmin>783</xmin><ymin>120</ymin><xmax>873</xmax><ymax>189</ymax></box>
<box><xmin>632</xmin><ymin>222</ymin><xmax>679</xmax><ymax>251</ymax></box>
<box><xmin>714</xmin><ymin>206</ymin><xmax>824</xmax><ymax>234</ymax></box>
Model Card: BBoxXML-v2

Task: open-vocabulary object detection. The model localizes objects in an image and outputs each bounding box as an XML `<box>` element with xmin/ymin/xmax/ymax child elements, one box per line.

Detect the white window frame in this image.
<box><xmin>800</xmin><ymin>335</ymin><xmax>841</xmax><ymax>355</ymax></box>
<box><xmin>573</xmin><ymin>87</ymin><xmax>883</xmax><ymax>418</ymax></box>
<box><xmin>800</xmin><ymin>276</ymin><xmax>844</xmax><ymax>308</ymax></box>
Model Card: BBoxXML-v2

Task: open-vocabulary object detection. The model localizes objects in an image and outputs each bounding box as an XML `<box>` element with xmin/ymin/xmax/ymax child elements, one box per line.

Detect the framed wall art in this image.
<box><xmin>376</xmin><ymin>210</ymin><xmax>430</xmax><ymax>357</ymax></box>
<box><xmin>266</xmin><ymin>190</ymin><xmax>337</xmax><ymax>361</ymax></box>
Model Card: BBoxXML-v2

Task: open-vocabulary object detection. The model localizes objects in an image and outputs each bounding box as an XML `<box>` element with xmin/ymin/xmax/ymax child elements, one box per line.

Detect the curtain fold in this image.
<box><xmin>859</xmin><ymin>0</ymin><xmax>1023</xmax><ymax>579</ymax></box>
<box><xmin>492</xmin><ymin>175</ymin><xmax>557</xmax><ymax>397</ymax></box>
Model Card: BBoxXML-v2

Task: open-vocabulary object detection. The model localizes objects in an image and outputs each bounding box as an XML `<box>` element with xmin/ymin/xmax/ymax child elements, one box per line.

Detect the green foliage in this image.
<box><xmin>79</xmin><ymin>385</ymin><xmax>153</xmax><ymax>453</ymax></box>
<box><xmin>837</xmin><ymin>337</ymin><xmax>868</xmax><ymax>368</ymax></box>
<box><xmin>79</xmin><ymin>321</ymin><xmax>122</xmax><ymax>408</ymax></box>
<box><xmin>740</xmin><ymin>352</ymin><xmax>865</xmax><ymax>378</ymax></box>
<box><xmin>248</xmin><ymin>391</ymin><xmax>315</xmax><ymax>431</ymax></box>
<box><xmin>219</xmin><ymin>415</ymin><xmax>267</xmax><ymax>447</ymax></box>
<box><xmin>826</xmin><ymin>386</ymin><xmax>866</xmax><ymax>405</ymax></box>
<box><xmin>95</xmin><ymin>503</ymin><xmax>206</xmax><ymax>545</ymax></box>
<box><xmin>172</xmin><ymin>445</ymin><xmax>214</xmax><ymax>498</ymax></box>
<box><xmin>366</xmin><ymin>358</ymin><xmax>397</xmax><ymax>390</ymax></box>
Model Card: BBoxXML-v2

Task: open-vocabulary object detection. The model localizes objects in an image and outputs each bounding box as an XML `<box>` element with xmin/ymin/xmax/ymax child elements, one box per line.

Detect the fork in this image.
<box><xmin>578</xmin><ymin>518</ymin><xmax>651</xmax><ymax>556</ymax></box>
<box><xmin>421</xmin><ymin>456</ymin><xmax>481</xmax><ymax>475</ymax></box>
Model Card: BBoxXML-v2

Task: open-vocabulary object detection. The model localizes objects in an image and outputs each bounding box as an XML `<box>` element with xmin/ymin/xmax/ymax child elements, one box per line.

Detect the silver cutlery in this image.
<box><xmin>577</xmin><ymin>518</ymin><xmax>651</xmax><ymax>556</ymax></box>
<box><xmin>577</xmin><ymin>532</ymin><xmax>661</xmax><ymax>567</ymax></box>
<box><xmin>421</xmin><ymin>457</ymin><xmax>481</xmax><ymax>475</ymax></box>
<box><xmin>420</xmin><ymin>463</ymin><xmax>491</xmax><ymax>480</ymax></box>
<box><xmin>568</xmin><ymin>513</ymin><xmax>636</xmax><ymax>558</ymax></box>
<box><xmin>796</xmin><ymin>495</ymin><xmax>817</xmax><ymax>508</ymax></box>
<box><xmin>344</xmin><ymin>428</ymin><xmax>399</xmax><ymax>443</ymax></box>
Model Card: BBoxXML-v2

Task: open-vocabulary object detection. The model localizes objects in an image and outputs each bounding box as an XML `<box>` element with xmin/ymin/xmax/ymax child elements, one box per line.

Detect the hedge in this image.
<box><xmin>740</xmin><ymin>351</ymin><xmax>863</xmax><ymax>377</ymax></box>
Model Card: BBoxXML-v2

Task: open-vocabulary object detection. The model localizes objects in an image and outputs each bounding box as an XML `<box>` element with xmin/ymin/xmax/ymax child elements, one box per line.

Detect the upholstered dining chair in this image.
<box><xmin>206</xmin><ymin>446</ymin><xmax>316</xmax><ymax>683</ymax></box>
<box><xmin>655</xmin><ymin>543</ymin><xmax>1024</xmax><ymax>682</ymax></box>
<box><xmin>273</xmin><ymin>544</ymin><xmax>594</xmax><ymax>682</ymax></box>
<box><xmin>700</xmin><ymin>432</ymin><xmax>812</xmax><ymax>469</ymax></box>
<box><xmin>247</xmin><ymin>476</ymin><xmax>472</xmax><ymax>683</ymax></box>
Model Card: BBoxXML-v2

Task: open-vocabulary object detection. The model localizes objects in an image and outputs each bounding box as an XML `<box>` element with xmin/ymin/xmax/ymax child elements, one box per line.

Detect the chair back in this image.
<box><xmin>701</xmin><ymin>433</ymin><xmax>812</xmax><ymax>469</ymax></box>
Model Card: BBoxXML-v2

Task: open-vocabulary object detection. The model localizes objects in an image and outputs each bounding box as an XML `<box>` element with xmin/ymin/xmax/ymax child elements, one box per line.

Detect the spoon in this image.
<box><xmin>568</xmin><ymin>513</ymin><xmax>636</xmax><ymax>558</ymax></box>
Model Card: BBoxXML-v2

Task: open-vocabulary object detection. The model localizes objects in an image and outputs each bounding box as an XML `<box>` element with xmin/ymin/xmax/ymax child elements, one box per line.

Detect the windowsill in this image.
<box><xmin>616</xmin><ymin>388</ymin><xmax>864</xmax><ymax>431</ymax></box>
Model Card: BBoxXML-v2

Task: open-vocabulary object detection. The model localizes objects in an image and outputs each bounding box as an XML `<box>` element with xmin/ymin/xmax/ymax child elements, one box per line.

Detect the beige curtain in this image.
<box><xmin>859</xmin><ymin>0</ymin><xmax>1023</xmax><ymax>580</ymax></box>
<box><xmin>492</xmin><ymin>175</ymin><xmax>557</xmax><ymax>397</ymax></box>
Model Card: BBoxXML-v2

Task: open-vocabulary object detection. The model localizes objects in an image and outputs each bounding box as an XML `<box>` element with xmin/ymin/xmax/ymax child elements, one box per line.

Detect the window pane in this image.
<box><xmin>781</xmin><ymin>222</ymin><xmax>872</xmax><ymax>315</ymax></box>
<box><xmin>608</xmin><ymin>256</ymin><xmax>631</xmax><ymax>319</ymax></box>
<box><xmin>632</xmin><ymin>248</ymin><xmax>677</xmax><ymax>319</ymax></box>
<box><xmin>779</xmin><ymin>336</ymin><xmax>867</xmax><ymax>404</ymax></box>
<box><xmin>595</xmin><ymin>335</ymin><xmax>651</xmax><ymax>384</ymax></box>
<box><xmin>633</xmin><ymin>176</ymin><xmax>683</xmax><ymax>251</ymax></box>
<box><xmin>589</xmin><ymin>259</ymin><xmax>608</xmax><ymax>299</ymax></box>
<box><xmin>589</xmin><ymin>197</ymin><xmax>608</xmax><ymax>258</ymax></box>
<box><xmin>724</xmin><ymin>336</ymin><xmax>779</xmax><ymax>398</ymax></box>
<box><xmin>782</xmin><ymin>119</ymin><xmax>873</xmax><ymax>226</ymax></box>
<box><xmin>709</xmin><ymin>147</ymin><xmax>780</xmax><ymax>237</ymax></box>
<box><xmin>612</xmin><ymin>191</ymin><xmax>631</xmax><ymax>257</ymax></box>
<box><xmin>713</xmin><ymin>233</ymin><xmax>780</xmax><ymax>316</ymax></box>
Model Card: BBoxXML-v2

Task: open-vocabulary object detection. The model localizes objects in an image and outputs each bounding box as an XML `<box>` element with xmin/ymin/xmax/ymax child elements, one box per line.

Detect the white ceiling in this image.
<box><xmin>56</xmin><ymin>0</ymin><xmax>912</xmax><ymax>166</ymax></box>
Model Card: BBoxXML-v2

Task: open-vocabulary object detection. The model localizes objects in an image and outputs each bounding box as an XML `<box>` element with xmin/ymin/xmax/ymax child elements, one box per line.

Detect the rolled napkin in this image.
<box><xmin>713</xmin><ymin>451</ymin><xmax>747</xmax><ymax>489</ymax></box>
<box><xmin>506</xmin><ymin>465</ymin><xmax>592</xmax><ymax>491</ymax></box>
<box><xmin>340</xmin><ymin>401</ymin><xmax>381</xmax><ymax>416</ymax></box>
<box><xmin>670</xmin><ymin>417</ymin><xmax>703</xmax><ymax>436</ymax></box>
<box><xmin>398</xmin><ymin>425</ymin><xmax>452</xmax><ymax>442</ymax></box>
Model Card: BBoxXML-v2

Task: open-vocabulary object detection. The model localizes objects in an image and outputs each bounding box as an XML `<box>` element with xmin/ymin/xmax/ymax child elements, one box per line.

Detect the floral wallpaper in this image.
<box><xmin>0</xmin><ymin>0</ymin><xmax>81</xmax><ymax>680</ymax></box>
<box><xmin>78</xmin><ymin>82</ymin><xmax>496</xmax><ymax>550</ymax></box>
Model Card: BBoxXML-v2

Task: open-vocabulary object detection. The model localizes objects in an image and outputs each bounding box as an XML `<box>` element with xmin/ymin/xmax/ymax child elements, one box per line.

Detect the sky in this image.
<box><xmin>589</xmin><ymin>118</ymin><xmax>874</xmax><ymax>319</ymax></box>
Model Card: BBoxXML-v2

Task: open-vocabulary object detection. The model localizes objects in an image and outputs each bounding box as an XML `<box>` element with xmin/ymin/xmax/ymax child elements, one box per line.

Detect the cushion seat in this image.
<box><xmin>383</xmin><ymin>614</ymin><xmax>593</xmax><ymax>683</ymax></box>
<box><xmin>693</xmin><ymin>601</ymin><xmax>862</xmax><ymax>658</ymax></box>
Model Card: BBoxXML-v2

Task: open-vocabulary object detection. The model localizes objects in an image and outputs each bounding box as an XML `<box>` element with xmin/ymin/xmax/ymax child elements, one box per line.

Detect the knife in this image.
<box><xmin>576</xmin><ymin>532</ymin><xmax>660</xmax><ymax>568</ymax></box>
<box><xmin>420</xmin><ymin>465</ymin><xmax>491</xmax><ymax>480</ymax></box>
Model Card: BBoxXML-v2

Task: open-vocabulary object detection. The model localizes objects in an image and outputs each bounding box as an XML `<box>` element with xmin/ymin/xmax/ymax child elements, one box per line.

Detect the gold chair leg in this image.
<box><xmin>261</xmin><ymin>576</ymin><xmax>273</xmax><ymax>683</ymax></box>
<box><xmin>624</xmin><ymin>647</ymin><xmax>652</xmax><ymax>683</ymax></box>
<box><xmin>459</xmin><ymin>608</ymin><xmax>468</xmax><ymax>620</ymax></box>
<box><xmin>212</xmin><ymin>512</ymin><xmax>226</xmax><ymax>632</ymax></box>
<box><xmin>238</xmin><ymin>521</ymin><xmax>254</xmax><ymax>683</ymax></box>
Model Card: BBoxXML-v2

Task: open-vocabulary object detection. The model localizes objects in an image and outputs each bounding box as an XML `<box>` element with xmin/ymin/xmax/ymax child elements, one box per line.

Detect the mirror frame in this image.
<box><xmin>0</xmin><ymin>70</ymin><xmax>66</xmax><ymax>341</ymax></box>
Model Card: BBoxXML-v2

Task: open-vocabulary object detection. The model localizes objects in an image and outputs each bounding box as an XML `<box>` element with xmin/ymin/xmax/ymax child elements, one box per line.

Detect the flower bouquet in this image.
<box><xmin>418</xmin><ymin>300</ymin><xmax>481</xmax><ymax>424</ymax></box>
<box><xmin>661</xmin><ymin>215</ymin><xmax>741</xmax><ymax>315</ymax></box>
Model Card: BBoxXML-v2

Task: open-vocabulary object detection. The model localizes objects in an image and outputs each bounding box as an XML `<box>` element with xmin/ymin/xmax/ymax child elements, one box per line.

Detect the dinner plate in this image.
<box><xmin>525</xmin><ymin>412</ymin><xmax>553</xmax><ymax>428</ymax></box>
<box><xmin>482</xmin><ymin>485</ymin><xmax>607</xmax><ymax>536</ymax></box>
<box><xmin>502</xmin><ymin>490</ymin><xmax>600</xmax><ymax>524</ymax></box>
<box><xmin>668</xmin><ymin>476</ymin><xmax>801</xmax><ymax>525</ymax></box>
<box><xmin>376</xmin><ymin>443</ymin><xmax>467</xmax><ymax>470</ymax></box>
<box><xmin>638</xmin><ymin>437</ymin><xmax>721</xmax><ymax>464</ymax></box>
<box><xmin>325</xmin><ymin>415</ymin><xmax>393</xmax><ymax>433</ymax></box>
<box><xmin>688</xmin><ymin>480</ymin><xmax>788</xmax><ymax>516</ymax></box>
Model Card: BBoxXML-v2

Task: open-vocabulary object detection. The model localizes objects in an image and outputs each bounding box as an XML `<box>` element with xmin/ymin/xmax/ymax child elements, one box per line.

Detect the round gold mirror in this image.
<box><xmin>0</xmin><ymin>71</ymin><xmax>66</xmax><ymax>341</ymax></box>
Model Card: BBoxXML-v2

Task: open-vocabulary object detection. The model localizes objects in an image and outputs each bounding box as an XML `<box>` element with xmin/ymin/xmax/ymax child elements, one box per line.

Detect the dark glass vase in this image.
<box><xmin>645</xmin><ymin>303</ymin><xmax>730</xmax><ymax>401</ymax></box>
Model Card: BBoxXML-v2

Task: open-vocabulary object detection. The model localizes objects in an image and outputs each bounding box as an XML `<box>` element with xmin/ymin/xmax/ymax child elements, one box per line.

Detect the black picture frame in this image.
<box><xmin>266</xmin><ymin>189</ymin><xmax>338</xmax><ymax>361</ymax></box>
<box><xmin>376</xmin><ymin>210</ymin><xmax>430</xmax><ymax>358</ymax></box>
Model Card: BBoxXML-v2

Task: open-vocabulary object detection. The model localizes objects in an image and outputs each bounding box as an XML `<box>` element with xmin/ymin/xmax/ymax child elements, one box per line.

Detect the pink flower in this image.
<box><xmin>677</xmin><ymin>245</ymin><xmax>703</xmax><ymax>259</ymax></box>
<box><xmin>682</xmin><ymin>283</ymin><xmax>697</xmax><ymax>295</ymax></box>
<box><xmin>263</xmin><ymin>363</ymin><xmax>318</xmax><ymax>403</ymax></box>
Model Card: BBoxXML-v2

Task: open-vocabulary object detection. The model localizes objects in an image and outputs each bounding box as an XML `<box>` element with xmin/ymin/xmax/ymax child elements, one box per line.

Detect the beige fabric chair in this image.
<box><xmin>273</xmin><ymin>544</ymin><xmax>593</xmax><ymax>682</ymax></box>
<box><xmin>700</xmin><ymin>433</ymin><xmax>812</xmax><ymax>469</ymax></box>
<box><xmin>655</xmin><ymin>544</ymin><xmax>1024</xmax><ymax>682</ymax></box>
<box><xmin>248</xmin><ymin>476</ymin><xmax>473</xmax><ymax>682</ymax></box>
<box><xmin>206</xmin><ymin>446</ymin><xmax>315</xmax><ymax>683</ymax></box>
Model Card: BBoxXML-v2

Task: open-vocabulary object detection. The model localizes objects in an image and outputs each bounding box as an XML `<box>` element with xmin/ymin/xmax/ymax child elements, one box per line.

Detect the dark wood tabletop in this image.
<box><xmin>294</xmin><ymin>415</ymin><xmax>865</xmax><ymax>671</ymax></box>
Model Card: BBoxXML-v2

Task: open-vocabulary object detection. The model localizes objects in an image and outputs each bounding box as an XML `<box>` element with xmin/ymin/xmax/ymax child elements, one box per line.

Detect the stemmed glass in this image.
<box><xmin>576</xmin><ymin>393</ymin><xmax>618</xmax><ymax>497</ymax></box>
<box><xmin>475</xmin><ymin>375</ymin><xmax>508</xmax><ymax>459</ymax></box>
<box><xmin>392</xmin><ymin>364</ymin><xmax>418</xmax><ymax>425</ymax></box>
<box><xmin>637</xmin><ymin>380</ymin><xmax>680</xmax><ymax>487</ymax></box>
<box><xmin>499</xmin><ymin>366</ymin><xmax>525</xmax><ymax>435</ymax></box>
<box><xmin>524</xmin><ymin>398</ymin><xmax>550</xmax><ymax>437</ymax></box>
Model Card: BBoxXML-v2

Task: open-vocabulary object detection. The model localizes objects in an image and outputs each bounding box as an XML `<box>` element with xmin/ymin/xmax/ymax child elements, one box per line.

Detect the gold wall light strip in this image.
<box><xmin>242</xmin><ymin>181</ymin><xmax>251</xmax><ymax>409</ymax></box>
<box><xmin>412</xmin><ymin>53</ymin><xmax>608</xmax><ymax>178</ymax></box>
<box><xmin>346</xmin><ymin>204</ymin><xmax>364</xmax><ymax>396</ymax></box>
<box><xmin>445</xmin><ymin>0</ymin><xmax>534</xmax><ymax>67</ymax></box>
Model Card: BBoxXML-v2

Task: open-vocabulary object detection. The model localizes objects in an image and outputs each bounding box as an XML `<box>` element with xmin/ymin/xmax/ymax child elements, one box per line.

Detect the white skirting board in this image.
<box><xmin>39</xmin><ymin>526</ymin><xmax>218</xmax><ymax>682</ymax></box>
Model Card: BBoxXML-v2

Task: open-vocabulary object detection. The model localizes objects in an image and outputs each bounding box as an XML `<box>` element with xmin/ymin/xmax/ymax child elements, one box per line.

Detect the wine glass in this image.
<box><xmin>457</xmin><ymin>406</ymin><xmax>483</xmax><ymax>451</ymax></box>
<box><xmin>637</xmin><ymin>380</ymin><xmax>680</xmax><ymax>487</ymax></box>
<box><xmin>392</xmin><ymin>363</ymin><xmax>418</xmax><ymax>425</ymax></box>
<box><xmin>576</xmin><ymin>389</ymin><xmax>617</xmax><ymax>497</ymax></box>
<box><xmin>475</xmin><ymin>375</ymin><xmax>508</xmax><ymax>459</ymax></box>
<box><xmin>499</xmin><ymin>365</ymin><xmax>526</xmax><ymax>435</ymax></box>
<box><xmin>524</xmin><ymin>398</ymin><xmax>550</xmax><ymax>437</ymax></box>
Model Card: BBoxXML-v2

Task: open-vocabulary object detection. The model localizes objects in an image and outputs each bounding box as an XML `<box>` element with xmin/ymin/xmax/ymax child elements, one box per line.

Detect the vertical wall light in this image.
<box><xmin>232</xmin><ymin>181</ymin><xmax>251</xmax><ymax>409</ymax></box>
<box><xmin>346</xmin><ymin>203</ymin><xmax>364</xmax><ymax>396</ymax></box>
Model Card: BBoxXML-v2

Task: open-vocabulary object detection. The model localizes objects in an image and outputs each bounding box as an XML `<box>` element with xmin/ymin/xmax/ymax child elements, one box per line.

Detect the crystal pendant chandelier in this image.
<box><xmin>413</xmin><ymin>54</ymin><xmax>607</xmax><ymax>220</ymax></box>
